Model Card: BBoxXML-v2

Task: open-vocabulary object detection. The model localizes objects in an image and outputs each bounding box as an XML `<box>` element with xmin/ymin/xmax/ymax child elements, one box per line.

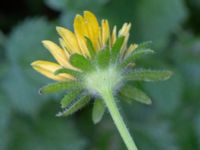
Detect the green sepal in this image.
<box><xmin>134</xmin><ymin>41</ymin><xmax>152</xmax><ymax>51</ymax></box>
<box><xmin>120</xmin><ymin>49</ymin><xmax>154</xmax><ymax>68</ymax></box>
<box><xmin>70</xmin><ymin>54</ymin><xmax>94</xmax><ymax>72</ymax></box>
<box><xmin>56</xmin><ymin>95</ymin><xmax>90</xmax><ymax>117</ymax></box>
<box><xmin>92</xmin><ymin>98</ymin><xmax>106</xmax><ymax>124</ymax></box>
<box><xmin>120</xmin><ymin>84</ymin><xmax>151</xmax><ymax>104</ymax></box>
<box><xmin>60</xmin><ymin>90</ymin><xmax>82</xmax><ymax>108</ymax></box>
<box><xmin>105</xmin><ymin>38</ymin><xmax>110</xmax><ymax>48</ymax></box>
<box><xmin>39</xmin><ymin>81</ymin><xmax>82</xmax><ymax>94</ymax></box>
<box><xmin>124</xmin><ymin>69</ymin><xmax>173</xmax><ymax>82</ymax></box>
<box><xmin>54</xmin><ymin>68</ymin><xmax>81</xmax><ymax>78</ymax></box>
<box><xmin>111</xmin><ymin>36</ymin><xmax>125</xmax><ymax>63</ymax></box>
<box><xmin>96</xmin><ymin>47</ymin><xmax>110</xmax><ymax>69</ymax></box>
<box><xmin>85</xmin><ymin>36</ymin><xmax>95</xmax><ymax>58</ymax></box>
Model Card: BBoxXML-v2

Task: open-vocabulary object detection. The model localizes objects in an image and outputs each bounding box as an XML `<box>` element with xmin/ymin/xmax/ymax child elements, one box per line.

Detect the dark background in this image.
<box><xmin>0</xmin><ymin>0</ymin><xmax>200</xmax><ymax>149</ymax></box>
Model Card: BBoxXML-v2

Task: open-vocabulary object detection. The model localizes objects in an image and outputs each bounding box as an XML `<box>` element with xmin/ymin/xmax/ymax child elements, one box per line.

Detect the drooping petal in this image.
<box><xmin>56</xmin><ymin>27</ymin><xmax>81</xmax><ymax>54</ymax></box>
<box><xmin>83</xmin><ymin>11</ymin><xmax>100</xmax><ymax>50</ymax></box>
<box><xmin>74</xmin><ymin>15</ymin><xmax>90</xmax><ymax>57</ymax></box>
<box><xmin>42</xmin><ymin>40</ymin><xmax>71</xmax><ymax>68</ymax></box>
<box><xmin>31</xmin><ymin>60</ymin><xmax>74</xmax><ymax>81</ymax></box>
<box><xmin>101</xmin><ymin>19</ymin><xmax>110</xmax><ymax>48</ymax></box>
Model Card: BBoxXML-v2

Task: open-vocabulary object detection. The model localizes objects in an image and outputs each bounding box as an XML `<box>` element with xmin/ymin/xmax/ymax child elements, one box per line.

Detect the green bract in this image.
<box><xmin>39</xmin><ymin>37</ymin><xmax>172</xmax><ymax>123</ymax></box>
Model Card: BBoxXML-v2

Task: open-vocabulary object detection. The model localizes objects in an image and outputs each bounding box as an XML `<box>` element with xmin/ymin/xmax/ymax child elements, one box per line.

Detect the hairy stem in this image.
<box><xmin>100</xmin><ymin>88</ymin><xmax>138</xmax><ymax>150</ymax></box>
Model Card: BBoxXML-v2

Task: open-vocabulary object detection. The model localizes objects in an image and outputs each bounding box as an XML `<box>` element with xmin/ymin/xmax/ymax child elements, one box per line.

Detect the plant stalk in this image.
<box><xmin>100</xmin><ymin>88</ymin><xmax>138</xmax><ymax>150</ymax></box>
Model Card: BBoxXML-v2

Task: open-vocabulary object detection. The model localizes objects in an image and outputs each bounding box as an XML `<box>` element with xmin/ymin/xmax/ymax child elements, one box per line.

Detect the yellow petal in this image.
<box><xmin>111</xmin><ymin>25</ymin><xmax>117</xmax><ymax>47</ymax></box>
<box><xmin>83</xmin><ymin>11</ymin><xmax>100</xmax><ymax>50</ymax></box>
<box><xmin>118</xmin><ymin>23</ymin><xmax>131</xmax><ymax>37</ymax></box>
<box><xmin>118</xmin><ymin>23</ymin><xmax>131</xmax><ymax>55</ymax></box>
<box><xmin>58</xmin><ymin>38</ymin><xmax>70</xmax><ymax>57</ymax></box>
<box><xmin>101</xmin><ymin>19</ymin><xmax>110</xmax><ymax>48</ymax></box>
<box><xmin>120</xmin><ymin>33</ymin><xmax>130</xmax><ymax>56</ymax></box>
<box><xmin>42</xmin><ymin>40</ymin><xmax>71</xmax><ymax>68</ymax></box>
<box><xmin>56</xmin><ymin>26</ymin><xmax>81</xmax><ymax>54</ymax></box>
<box><xmin>31</xmin><ymin>60</ymin><xmax>74</xmax><ymax>81</ymax></box>
<box><xmin>74</xmin><ymin>15</ymin><xmax>90</xmax><ymax>57</ymax></box>
<box><xmin>125</xmin><ymin>44</ymin><xmax>138</xmax><ymax>58</ymax></box>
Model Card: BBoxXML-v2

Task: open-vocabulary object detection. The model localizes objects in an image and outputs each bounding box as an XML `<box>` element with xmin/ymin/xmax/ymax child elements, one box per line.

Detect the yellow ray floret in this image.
<box><xmin>125</xmin><ymin>44</ymin><xmax>138</xmax><ymax>58</ymax></box>
<box><xmin>83</xmin><ymin>11</ymin><xmax>100</xmax><ymax>50</ymax></box>
<box><xmin>111</xmin><ymin>26</ymin><xmax>117</xmax><ymax>46</ymax></box>
<box><xmin>31</xmin><ymin>60</ymin><xmax>74</xmax><ymax>81</ymax></box>
<box><xmin>119</xmin><ymin>23</ymin><xmax>131</xmax><ymax>55</ymax></box>
<box><xmin>101</xmin><ymin>19</ymin><xmax>110</xmax><ymax>47</ymax></box>
<box><xmin>56</xmin><ymin>27</ymin><xmax>81</xmax><ymax>54</ymax></box>
<box><xmin>42</xmin><ymin>40</ymin><xmax>70</xmax><ymax>67</ymax></box>
<box><xmin>31</xmin><ymin>11</ymin><xmax>135</xmax><ymax>81</ymax></box>
<box><xmin>74</xmin><ymin>14</ymin><xmax>90</xmax><ymax>56</ymax></box>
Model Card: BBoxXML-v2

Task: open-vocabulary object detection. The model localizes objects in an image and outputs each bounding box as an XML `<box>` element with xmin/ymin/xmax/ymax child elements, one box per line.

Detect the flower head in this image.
<box><xmin>31</xmin><ymin>10</ymin><xmax>172</xmax><ymax>118</ymax></box>
<box><xmin>31</xmin><ymin>11</ymin><xmax>172</xmax><ymax>150</ymax></box>
<box><xmin>31</xmin><ymin>11</ymin><xmax>136</xmax><ymax>82</ymax></box>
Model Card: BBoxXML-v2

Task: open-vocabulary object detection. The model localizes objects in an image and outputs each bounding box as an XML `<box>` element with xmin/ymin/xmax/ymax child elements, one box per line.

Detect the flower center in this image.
<box><xmin>84</xmin><ymin>67</ymin><xmax>123</xmax><ymax>95</ymax></box>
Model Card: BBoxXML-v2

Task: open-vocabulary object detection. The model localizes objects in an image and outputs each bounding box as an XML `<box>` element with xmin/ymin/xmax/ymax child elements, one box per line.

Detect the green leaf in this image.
<box><xmin>70</xmin><ymin>54</ymin><xmax>93</xmax><ymax>72</ymax></box>
<box><xmin>9</xmin><ymin>109</ymin><xmax>87</xmax><ymax>150</ymax></box>
<box><xmin>92</xmin><ymin>99</ymin><xmax>106</xmax><ymax>124</ymax></box>
<box><xmin>0</xmin><ymin>31</ymin><xmax>6</xmax><ymax>48</ymax></box>
<box><xmin>3</xmin><ymin>18</ymin><xmax>55</xmax><ymax>115</ymax></box>
<box><xmin>144</xmin><ymin>73</ymin><xmax>183</xmax><ymax>113</ymax></box>
<box><xmin>54</xmin><ymin>68</ymin><xmax>81</xmax><ymax>78</ymax></box>
<box><xmin>85</xmin><ymin>36</ymin><xmax>95</xmax><ymax>58</ymax></box>
<box><xmin>60</xmin><ymin>90</ymin><xmax>82</xmax><ymax>108</ymax></box>
<box><xmin>56</xmin><ymin>95</ymin><xmax>90</xmax><ymax>117</ymax></box>
<box><xmin>39</xmin><ymin>81</ymin><xmax>82</xmax><ymax>94</ymax></box>
<box><xmin>124</xmin><ymin>69</ymin><xmax>173</xmax><ymax>82</ymax></box>
<box><xmin>44</xmin><ymin>0</ymin><xmax>69</xmax><ymax>11</ymax></box>
<box><xmin>111</xmin><ymin>36</ymin><xmax>125</xmax><ymax>63</ymax></box>
<box><xmin>0</xmin><ymin>96</ymin><xmax>10</xmax><ymax>150</ymax></box>
<box><xmin>120</xmin><ymin>49</ymin><xmax>154</xmax><ymax>68</ymax></box>
<box><xmin>134</xmin><ymin>0</ymin><xmax>187</xmax><ymax>49</ymax></box>
<box><xmin>96</xmin><ymin>48</ymin><xmax>110</xmax><ymax>69</ymax></box>
<box><xmin>120</xmin><ymin>84</ymin><xmax>151</xmax><ymax>104</ymax></box>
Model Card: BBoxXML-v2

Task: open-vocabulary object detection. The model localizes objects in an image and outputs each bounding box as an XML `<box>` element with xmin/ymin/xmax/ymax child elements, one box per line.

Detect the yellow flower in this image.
<box><xmin>31</xmin><ymin>11</ymin><xmax>137</xmax><ymax>81</ymax></box>
<box><xmin>31</xmin><ymin>11</ymin><xmax>172</xmax><ymax>150</ymax></box>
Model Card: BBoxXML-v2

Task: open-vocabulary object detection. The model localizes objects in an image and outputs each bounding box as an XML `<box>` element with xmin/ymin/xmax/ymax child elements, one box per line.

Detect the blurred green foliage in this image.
<box><xmin>0</xmin><ymin>0</ymin><xmax>200</xmax><ymax>149</ymax></box>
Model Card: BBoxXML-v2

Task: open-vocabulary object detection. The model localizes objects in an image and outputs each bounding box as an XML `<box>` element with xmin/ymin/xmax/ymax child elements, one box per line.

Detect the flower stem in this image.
<box><xmin>100</xmin><ymin>88</ymin><xmax>138</xmax><ymax>150</ymax></box>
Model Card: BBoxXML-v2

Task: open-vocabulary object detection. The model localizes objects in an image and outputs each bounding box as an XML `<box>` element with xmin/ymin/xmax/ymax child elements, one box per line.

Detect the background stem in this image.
<box><xmin>100</xmin><ymin>88</ymin><xmax>138</xmax><ymax>150</ymax></box>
